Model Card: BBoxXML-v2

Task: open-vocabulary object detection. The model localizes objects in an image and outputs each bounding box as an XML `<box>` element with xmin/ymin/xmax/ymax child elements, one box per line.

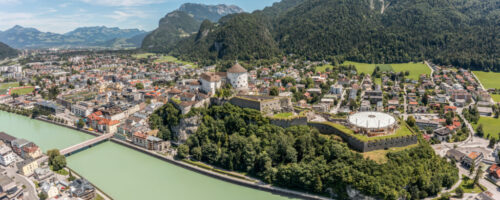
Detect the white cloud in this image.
<box><xmin>80</xmin><ymin>0</ymin><xmax>167</xmax><ymax>7</ymax></box>
<box><xmin>107</xmin><ymin>9</ymin><xmax>148</xmax><ymax>21</ymax></box>
<box><xmin>0</xmin><ymin>11</ymin><xmax>95</xmax><ymax>33</ymax></box>
<box><xmin>0</xmin><ymin>0</ymin><xmax>19</xmax><ymax>4</ymax></box>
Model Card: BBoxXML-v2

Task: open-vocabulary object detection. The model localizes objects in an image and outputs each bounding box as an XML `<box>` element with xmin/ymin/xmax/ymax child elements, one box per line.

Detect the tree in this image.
<box><xmin>38</xmin><ymin>192</ymin><xmax>48</xmax><ymax>200</ymax></box>
<box><xmin>191</xmin><ymin>146</ymin><xmax>202</xmax><ymax>161</ymax></box>
<box><xmin>488</xmin><ymin>137</ymin><xmax>497</xmax><ymax>148</ymax></box>
<box><xmin>48</xmin><ymin>86</ymin><xmax>60</xmax><ymax>100</ymax></box>
<box><xmin>469</xmin><ymin>164</ymin><xmax>475</xmax><ymax>176</ymax></box>
<box><xmin>135</xmin><ymin>82</ymin><xmax>144</xmax><ymax>90</ymax></box>
<box><xmin>177</xmin><ymin>144</ymin><xmax>189</xmax><ymax>159</ymax></box>
<box><xmin>474</xmin><ymin>167</ymin><xmax>484</xmax><ymax>187</ymax></box>
<box><xmin>407</xmin><ymin>116</ymin><xmax>416</xmax><ymax>127</ymax></box>
<box><xmin>76</xmin><ymin>119</ymin><xmax>85</xmax><ymax>129</ymax></box>
<box><xmin>47</xmin><ymin>149</ymin><xmax>66</xmax><ymax>171</ymax></box>
<box><xmin>476</xmin><ymin>124</ymin><xmax>484</xmax><ymax>137</ymax></box>
<box><xmin>269</xmin><ymin>87</ymin><xmax>279</xmax><ymax>96</ymax></box>
<box><xmin>455</xmin><ymin>187</ymin><xmax>464</xmax><ymax>198</ymax></box>
<box><xmin>52</xmin><ymin>155</ymin><xmax>67</xmax><ymax>171</ymax></box>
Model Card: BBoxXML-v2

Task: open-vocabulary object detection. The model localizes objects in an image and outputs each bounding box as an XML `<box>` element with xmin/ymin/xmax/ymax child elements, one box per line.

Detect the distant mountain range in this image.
<box><xmin>0</xmin><ymin>42</ymin><xmax>18</xmax><ymax>60</ymax></box>
<box><xmin>0</xmin><ymin>25</ymin><xmax>148</xmax><ymax>49</ymax></box>
<box><xmin>141</xmin><ymin>3</ymin><xmax>243</xmax><ymax>52</ymax></box>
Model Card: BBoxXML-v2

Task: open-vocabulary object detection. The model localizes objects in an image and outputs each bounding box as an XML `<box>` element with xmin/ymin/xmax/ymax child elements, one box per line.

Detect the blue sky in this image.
<box><xmin>0</xmin><ymin>0</ymin><xmax>279</xmax><ymax>33</ymax></box>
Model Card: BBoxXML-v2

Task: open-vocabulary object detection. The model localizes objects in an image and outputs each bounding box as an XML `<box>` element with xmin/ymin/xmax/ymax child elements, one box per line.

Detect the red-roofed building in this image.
<box><xmin>488</xmin><ymin>164</ymin><xmax>500</xmax><ymax>181</ymax></box>
<box><xmin>462</xmin><ymin>151</ymin><xmax>483</xmax><ymax>168</ymax></box>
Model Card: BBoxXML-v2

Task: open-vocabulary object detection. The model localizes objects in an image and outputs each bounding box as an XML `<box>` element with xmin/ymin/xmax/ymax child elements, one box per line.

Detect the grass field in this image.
<box><xmin>133</xmin><ymin>53</ymin><xmax>198</xmax><ymax>68</ymax></box>
<box><xmin>491</xmin><ymin>94</ymin><xmax>500</xmax><ymax>103</ymax></box>
<box><xmin>472</xmin><ymin>117</ymin><xmax>500</xmax><ymax>140</ymax></box>
<box><xmin>10</xmin><ymin>87</ymin><xmax>34</xmax><ymax>95</ymax></box>
<box><xmin>132</xmin><ymin>53</ymin><xmax>155</xmax><ymax>59</ymax></box>
<box><xmin>315</xmin><ymin>64</ymin><xmax>334</xmax><ymax>73</ymax></box>
<box><xmin>0</xmin><ymin>82</ymin><xmax>19</xmax><ymax>95</ymax></box>
<box><xmin>273</xmin><ymin>112</ymin><xmax>293</xmax><ymax>118</ymax></box>
<box><xmin>453</xmin><ymin>175</ymin><xmax>484</xmax><ymax>194</ymax></box>
<box><xmin>363</xmin><ymin>143</ymin><xmax>418</xmax><ymax>163</ymax></box>
<box><xmin>473</xmin><ymin>71</ymin><xmax>500</xmax><ymax>89</ymax></box>
<box><xmin>154</xmin><ymin>55</ymin><xmax>198</xmax><ymax>68</ymax></box>
<box><xmin>341</xmin><ymin>61</ymin><xmax>430</xmax><ymax>81</ymax></box>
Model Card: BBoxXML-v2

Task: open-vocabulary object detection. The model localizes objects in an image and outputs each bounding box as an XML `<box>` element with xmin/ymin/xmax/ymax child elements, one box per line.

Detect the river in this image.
<box><xmin>0</xmin><ymin>111</ymin><xmax>292</xmax><ymax>200</ymax></box>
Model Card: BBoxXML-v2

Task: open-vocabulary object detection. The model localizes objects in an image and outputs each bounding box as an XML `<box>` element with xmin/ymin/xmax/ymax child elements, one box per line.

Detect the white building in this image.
<box><xmin>227</xmin><ymin>63</ymin><xmax>248</xmax><ymax>90</ymax></box>
<box><xmin>200</xmin><ymin>72</ymin><xmax>221</xmax><ymax>95</ymax></box>
<box><xmin>0</xmin><ymin>144</ymin><xmax>15</xmax><ymax>166</ymax></box>
<box><xmin>330</xmin><ymin>84</ymin><xmax>343</xmax><ymax>95</ymax></box>
<box><xmin>71</xmin><ymin>102</ymin><xmax>92</xmax><ymax>117</ymax></box>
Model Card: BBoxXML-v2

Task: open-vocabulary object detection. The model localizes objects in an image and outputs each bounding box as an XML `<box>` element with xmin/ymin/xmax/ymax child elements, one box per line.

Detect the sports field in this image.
<box><xmin>472</xmin><ymin>71</ymin><xmax>500</xmax><ymax>89</ymax></box>
<box><xmin>472</xmin><ymin>117</ymin><xmax>500</xmax><ymax>140</ymax></box>
<box><xmin>342</xmin><ymin>61</ymin><xmax>430</xmax><ymax>81</ymax></box>
<box><xmin>0</xmin><ymin>82</ymin><xmax>19</xmax><ymax>95</ymax></box>
<box><xmin>10</xmin><ymin>86</ymin><xmax>34</xmax><ymax>96</ymax></box>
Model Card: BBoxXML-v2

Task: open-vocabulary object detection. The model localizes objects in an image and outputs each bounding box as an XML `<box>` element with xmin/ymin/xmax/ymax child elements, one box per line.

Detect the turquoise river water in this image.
<box><xmin>0</xmin><ymin>111</ymin><xmax>292</xmax><ymax>200</ymax></box>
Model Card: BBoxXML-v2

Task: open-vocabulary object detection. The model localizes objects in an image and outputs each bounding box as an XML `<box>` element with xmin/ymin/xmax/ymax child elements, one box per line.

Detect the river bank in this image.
<box><xmin>36</xmin><ymin>114</ymin><xmax>330</xmax><ymax>200</ymax></box>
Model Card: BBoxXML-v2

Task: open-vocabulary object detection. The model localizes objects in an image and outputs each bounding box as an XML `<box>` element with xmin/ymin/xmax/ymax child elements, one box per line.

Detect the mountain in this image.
<box><xmin>141</xmin><ymin>3</ymin><xmax>243</xmax><ymax>52</ymax></box>
<box><xmin>178</xmin><ymin>3</ymin><xmax>244</xmax><ymax>22</ymax></box>
<box><xmin>0</xmin><ymin>42</ymin><xmax>18</xmax><ymax>60</ymax></box>
<box><xmin>64</xmin><ymin>26</ymin><xmax>146</xmax><ymax>44</ymax></box>
<box><xmin>167</xmin><ymin>0</ymin><xmax>500</xmax><ymax>71</ymax></box>
<box><xmin>0</xmin><ymin>25</ymin><xmax>147</xmax><ymax>49</ymax></box>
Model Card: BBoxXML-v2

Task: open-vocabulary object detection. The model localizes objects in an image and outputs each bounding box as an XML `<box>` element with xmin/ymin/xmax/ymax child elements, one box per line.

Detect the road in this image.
<box><xmin>330</xmin><ymin>90</ymin><xmax>346</xmax><ymax>114</ymax></box>
<box><xmin>2</xmin><ymin>165</ymin><xmax>37</xmax><ymax>200</ymax></box>
<box><xmin>425</xmin><ymin>61</ymin><xmax>435</xmax><ymax>85</ymax></box>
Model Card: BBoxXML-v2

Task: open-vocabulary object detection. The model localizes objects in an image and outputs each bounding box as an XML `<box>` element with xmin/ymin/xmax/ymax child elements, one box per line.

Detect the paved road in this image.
<box><xmin>2</xmin><ymin>166</ymin><xmax>37</xmax><ymax>200</ymax></box>
<box><xmin>330</xmin><ymin>90</ymin><xmax>346</xmax><ymax>114</ymax></box>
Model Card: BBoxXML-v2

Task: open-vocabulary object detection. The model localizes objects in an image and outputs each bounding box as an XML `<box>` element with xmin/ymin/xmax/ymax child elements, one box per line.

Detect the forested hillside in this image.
<box><xmin>0</xmin><ymin>42</ymin><xmax>18</xmax><ymax>60</ymax></box>
<box><xmin>163</xmin><ymin>0</ymin><xmax>500</xmax><ymax>71</ymax></box>
<box><xmin>151</xmin><ymin>103</ymin><xmax>459</xmax><ymax>199</ymax></box>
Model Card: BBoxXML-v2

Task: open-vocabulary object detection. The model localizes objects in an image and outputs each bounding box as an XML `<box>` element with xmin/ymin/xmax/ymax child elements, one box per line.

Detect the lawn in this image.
<box><xmin>315</xmin><ymin>64</ymin><xmax>334</xmax><ymax>73</ymax></box>
<box><xmin>10</xmin><ymin>86</ymin><xmax>34</xmax><ymax>95</ymax></box>
<box><xmin>491</xmin><ymin>94</ymin><xmax>500</xmax><ymax>103</ymax></box>
<box><xmin>472</xmin><ymin>71</ymin><xmax>500</xmax><ymax>89</ymax></box>
<box><xmin>341</xmin><ymin>61</ymin><xmax>430</xmax><ymax>81</ymax></box>
<box><xmin>472</xmin><ymin>117</ymin><xmax>500</xmax><ymax>140</ymax></box>
<box><xmin>313</xmin><ymin>121</ymin><xmax>415</xmax><ymax>142</ymax></box>
<box><xmin>154</xmin><ymin>55</ymin><xmax>198</xmax><ymax>68</ymax></box>
<box><xmin>363</xmin><ymin>143</ymin><xmax>418</xmax><ymax>163</ymax></box>
<box><xmin>453</xmin><ymin>175</ymin><xmax>484</xmax><ymax>194</ymax></box>
<box><xmin>0</xmin><ymin>82</ymin><xmax>19</xmax><ymax>94</ymax></box>
<box><xmin>132</xmin><ymin>53</ymin><xmax>155</xmax><ymax>59</ymax></box>
<box><xmin>391</xmin><ymin>62</ymin><xmax>430</xmax><ymax>81</ymax></box>
<box><xmin>272</xmin><ymin>112</ymin><xmax>293</xmax><ymax>119</ymax></box>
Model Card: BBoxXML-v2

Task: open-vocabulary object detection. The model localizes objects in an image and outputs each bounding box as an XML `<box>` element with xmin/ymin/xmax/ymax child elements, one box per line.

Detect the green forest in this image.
<box><xmin>0</xmin><ymin>42</ymin><xmax>18</xmax><ymax>60</ymax></box>
<box><xmin>150</xmin><ymin>103</ymin><xmax>458</xmax><ymax>199</ymax></box>
<box><xmin>148</xmin><ymin>0</ymin><xmax>500</xmax><ymax>71</ymax></box>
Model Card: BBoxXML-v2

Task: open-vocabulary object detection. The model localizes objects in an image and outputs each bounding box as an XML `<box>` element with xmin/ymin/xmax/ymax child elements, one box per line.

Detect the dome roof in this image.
<box><xmin>227</xmin><ymin>63</ymin><xmax>247</xmax><ymax>73</ymax></box>
<box><xmin>348</xmin><ymin>112</ymin><xmax>396</xmax><ymax>129</ymax></box>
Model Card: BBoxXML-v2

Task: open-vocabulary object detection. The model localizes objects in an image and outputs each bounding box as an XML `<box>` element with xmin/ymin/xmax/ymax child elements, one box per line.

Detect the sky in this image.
<box><xmin>0</xmin><ymin>0</ymin><xmax>279</xmax><ymax>33</ymax></box>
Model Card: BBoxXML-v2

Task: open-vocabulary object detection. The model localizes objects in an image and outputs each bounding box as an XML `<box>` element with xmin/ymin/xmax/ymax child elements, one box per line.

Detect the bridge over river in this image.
<box><xmin>60</xmin><ymin>133</ymin><xmax>113</xmax><ymax>156</ymax></box>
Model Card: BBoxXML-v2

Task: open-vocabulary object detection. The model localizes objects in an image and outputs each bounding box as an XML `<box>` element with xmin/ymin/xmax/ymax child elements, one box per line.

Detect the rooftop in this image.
<box><xmin>348</xmin><ymin>112</ymin><xmax>396</xmax><ymax>129</ymax></box>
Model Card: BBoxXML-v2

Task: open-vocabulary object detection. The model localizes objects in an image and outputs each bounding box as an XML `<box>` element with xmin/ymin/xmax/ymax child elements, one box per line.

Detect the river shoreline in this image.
<box><xmin>35</xmin><ymin>116</ymin><xmax>331</xmax><ymax>200</ymax></box>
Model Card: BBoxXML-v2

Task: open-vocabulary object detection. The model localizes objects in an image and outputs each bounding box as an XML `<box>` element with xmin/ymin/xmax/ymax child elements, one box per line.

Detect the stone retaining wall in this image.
<box><xmin>270</xmin><ymin>117</ymin><xmax>308</xmax><ymax>128</ymax></box>
<box><xmin>308</xmin><ymin>122</ymin><xmax>417</xmax><ymax>152</ymax></box>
